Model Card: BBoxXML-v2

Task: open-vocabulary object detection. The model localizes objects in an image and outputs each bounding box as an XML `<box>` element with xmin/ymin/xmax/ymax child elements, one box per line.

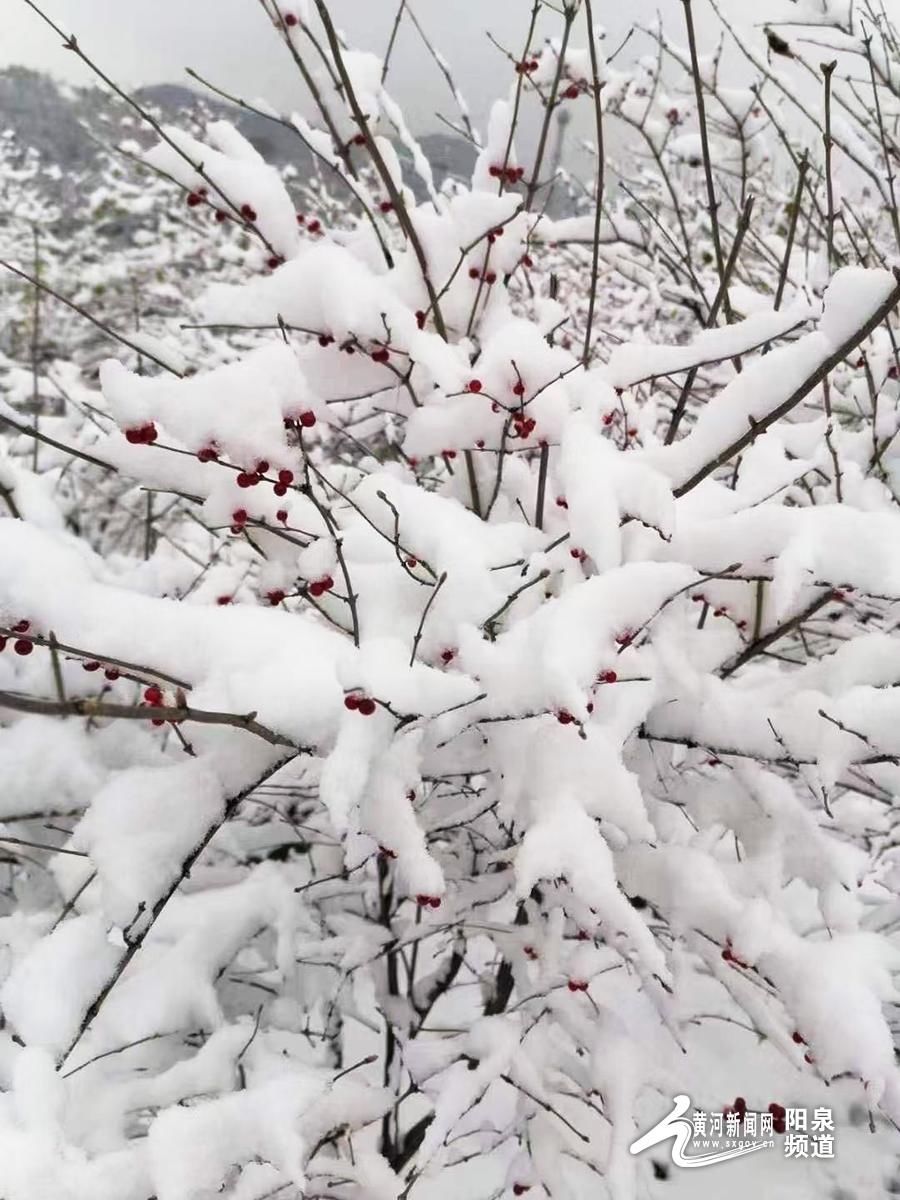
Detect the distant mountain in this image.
<box><xmin>0</xmin><ymin>67</ymin><xmax>476</xmax><ymax>193</ymax></box>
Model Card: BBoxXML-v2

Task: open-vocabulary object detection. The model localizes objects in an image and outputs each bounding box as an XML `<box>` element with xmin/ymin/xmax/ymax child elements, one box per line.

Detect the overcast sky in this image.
<box><xmin>8</xmin><ymin>0</ymin><xmax>698</xmax><ymax>132</ymax></box>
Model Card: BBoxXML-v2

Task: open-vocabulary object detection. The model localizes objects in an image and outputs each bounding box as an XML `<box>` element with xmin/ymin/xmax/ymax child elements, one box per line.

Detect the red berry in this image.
<box><xmin>524</xmin><ymin>945</ymin><xmax>538</xmax><ymax>959</ymax></box>
<box><xmin>186</xmin><ymin>192</ymin><xmax>202</xmax><ymax>207</ymax></box>
<box><xmin>475</xmin><ymin>439</ymin><xmax>485</xmax><ymax>449</ymax></box>
<box><xmin>792</xmin><ymin>1031</ymin><xmax>806</xmax><ymax>1045</ymax></box>
<box><xmin>266</xmin><ymin>256</ymin><xmax>284</xmax><ymax>270</ymax></box>
<box><xmin>556</xmin><ymin>709</ymin><xmax>575</xmax><ymax>725</ymax></box>
<box><xmin>284</xmin><ymin>12</ymin><xmax>298</xmax><ymax>26</ymax></box>
<box><xmin>485</xmin><ymin>271</ymin><xmax>497</xmax><ymax>285</ymax></box>
<box><xmin>440</xmin><ymin>648</ymin><xmax>456</xmax><ymax>665</ymax></box>
<box><xmin>240</xmin><ymin>203</ymin><xmax>257</xmax><ymax>222</ymax></box>
<box><xmin>299</xmin><ymin>411</ymin><xmax>317</xmax><ymax>428</ymax></box>
<box><xmin>734</xmin><ymin>1097</ymin><xmax>747</xmax><ymax>1113</ymax></box>
<box><xmin>379</xmin><ymin>200</ymin><xmax>393</xmax><ymax>214</ymax></box>
<box><xmin>521</xmin><ymin>254</ymin><xmax>534</xmax><ymax>269</ymax></box>
<box><xmin>415</xmin><ymin>894</ymin><xmax>431</xmax><ymax>907</ymax></box>
<box><xmin>405</xmin><ymin>557</ymin><xmax>418</xmax><ymax>568</ymax></box>
<box><xmin>371</xmin><ymin>347</ymin><xmax>390</xmax><ymax>364</ymax></box>
<box><xmin>468</xmin><ymin>379</ymin><xmax>483</xmax><ymax>393</ymax></box>
<box><xmin>513</xmin><ymin>1186</ymin><xmax>530</xmax><ymax>1197</ymax></box>
<box><xmin>599</xmin><ymin>670</ymin><xmax>617</xmax><ymax>684</ymax></box>
<box><xmin>468</xmin><ymin>266</ymin><xmax>480</xmax><ymax>279</ymax></box>
<box><xmin>428</xmin><ymin>896</ymin><xmax>441</xmax><ymax>909</ymax></box>
<box><xmin>442</xmin><ymin>450</ymin><xmax>457</xmax><ymax>460</ymax></box>
<box><xmin>144</xmin><ymin>685</ymin><xmax>164</xmax><ymax>705</ymax></box>
<box><xmin>274</xmin><ymin>483</ymin><xmax>288</xmax><ymax>497</ymax></box>
<box><xmin>352</xmin><ymin>133</ymin><xmax>366</xmax><ymax>147</ymax></box>
<box><xmin>415</xmin><ymin>310</ymin><xmax>426</xmax><ymax>329</ymax></box>
<box><xmin>276</xmin><ymin>510</ymin><xmax>288</xmax><ymax>524</ymax></box>
<box><xmin>564</xmin><ymin>84</ymin><xmax>580</xmax><ymax>99</ymax></box>
<box><xmin>237</xmin><ymin>473</ymin><xmax>253</xmax><ymax>488</ymax></box>
<box><xmin>217</xmin><ymin>596</ymin><xmax>232</xmax><ymax>605</ymax></box>
<box><xmin>317</xmin><ymin>334</ymin><xmax>333</xmax><ymax>347</ymax></box>
<box><xmin>556</xmin><ymin>497</ymin><xmax>568</xmax><ymax>508</ymax></box>
<box><xmin>307</xmin><ymin>219</ymin><xmax>321</xmax><ymax>234</ymax></box>
<box><xmin>278</xmin><ymin>469</ymin><xmax>294</xmax><ymax>486</ymax></box>
<box><xmin>197</xmin><ymin>446</ymin><xmax>219</xmax><ymax>463</ymax></box>
<box><xmin>488</xmin><ymin>165</ymin><xmax>502</xmax><ymax>178</ymax></box>
<box><xmin>322</xmin><ymin>576</ymin><xmax>334</xmax><ymax>591</ymax></box>
<box><xmin>232</xmin><ymin>508</ymin><xmax>248</xmax><ymax>526</ymax></box>
<box><xmin>104</xmin><ymin>667</ymin><xmax>120</xmax><ymax>680</ymax></box>
<box><xmin>512</xmin><ymin>381</ymin><xmax>525</xmax><ymax>396</ymax></box>
<box><xmin>12</xmin><ymin>620</ymin><xmax>29</xmax><ymax>633</ymax></box>
<box><xmin>83</xmin><ymin>661</ymin><xmax>101</xmax><ymax>672</ymax></box>
<box><xmin>344</xmin><ymin>694</ymin><xmax>361</xmax><ymax>710</ymax></box>
<box><xmin>296</xmin><ymin>212</ymin><xmax>306</xmax><ymax>225</ymax></box>
<box><xmin>266</xmin><ymin>590</ymin><xmax>286</xmax><ymax>606</ymax></box>
<box><xmin>13</xmin><ymin>639</ymin><xmax>33</xmax><ymax>656</ymax></box>
<box><xmin>615</xmin><ymin>630</ymin><xmax>633</xmax><ymax>646</ymax></box>
<box><xmin>357</xmin><ymin>697</ymin><xmax>377</xmax><ymax>716</ymax></box>
<box><xmin>215</xmin><ymin>210</ymin><xmax>229</xmax><ymax>223</ymax></box>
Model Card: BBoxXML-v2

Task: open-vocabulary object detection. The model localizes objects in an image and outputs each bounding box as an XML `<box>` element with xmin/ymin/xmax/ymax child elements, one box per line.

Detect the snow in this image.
<box><xmin>3</xmin><ymin>3</ymin><xmax>900</xmax><ymax>1198</ymax></box>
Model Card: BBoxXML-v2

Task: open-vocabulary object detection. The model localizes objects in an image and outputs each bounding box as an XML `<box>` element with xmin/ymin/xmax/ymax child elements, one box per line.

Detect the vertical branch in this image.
<box><xmin>582</xmin><ymin>0</ymin><xmax>605</xmax><ymax>367</ymax></box>
<box><xmin>314</xmin><ymin>0</ymin><xmax>448</xmax><ymax>341</ymax></box>
<box><xmin>774</xmin><ymin>154</ymin><xmax>808</xmax><ymax>311</ymax></box>
<box><xmin>863</xmin><ymin>35</ymin><xmax>900</xmax><ymax>254</ymax></box>
<box><xmin>30</xmin><ymin>224</ymin><xmax>40</xmax><ymax>473</ymax></box>
<box><xmin>821</xmin><ymin>60</ymin><xmax>838</xmax><ymax>275</ymax></box>
<box><xmin>382</xmin><ymin>0</ymin><xmax>408</xmax><ymax>82</ymax></box>
<box><xmin>524</xmin><ymin>3</ymin><xmax>577</xmax><ymax>212</ymax></box>
<box><xmin>681</xmin><ymin>0</ymin><xmax>734</xmax><ymax>324</ymax></box>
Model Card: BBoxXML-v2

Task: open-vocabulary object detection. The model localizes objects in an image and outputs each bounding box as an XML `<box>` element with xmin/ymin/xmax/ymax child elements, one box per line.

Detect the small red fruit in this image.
<box><xmin>792</xmin><ymin>1030</ymin><xmax>806</xmax><ymax>1045</ymax></box>
<box><xmin>344</xmin><ymin>693</ymin><xmax>361</xmax><ymax>710</ymax></box>
<box><xmin>276</xmin><ymin>510</ymin><xmax>288</xmax><ymax>524</ymax></box>
<box><xmin>240</xmin><ymin>203</ymin><xmax>257</xmax><ymax>222</ymax></box>
<box><xmin>512</xmin><ymin>381</ymin><xmax>525</xmax><ymax>396</ymax></box>
<box><xmin>284</xmin><ymin>12</ymin><xmax>299</xmax><ymax>26</ymax></box>
<box><xmin>266</xmin><ymin>590</ymin><xmax>286</xmax><ymax>606</ymax></box>
<box><xmin>83</xmin><ymin>661</ymin><xmax>101</xmax><ymax>672</ymax></box>
<box><xmin>405</xmin><ymin>557</ymin><xmax>418</xmax><ymax>568</ymax></box>
<box><xmin>598</xmin><ymin>670</ymin><xmax>617</xmax><ymax>684</ymax></box>
<box><xmin>468</xmin><ymin>266</ymin><xmax>480</xmax><ymax>279</ymax></box>
<box><xmin>307</xmin><ymin>219</ymin><xmax>321</xmax><ymax>234</ymax></box>
<box><xmin>415</xmin><ymin>310</ymin><xmax>426</xmax><ymax>329</ymax></box>
<box><xmin>104</xmin><ymin>667</ymin><xmax>120</xmax><ymax>680</ymax></box>
<box><xmin>12</xmin><ymin>621</ymin><xmax>29</xmax><ymax>633</ymax></box>
<box><xmin>278</xmin><ymin>469</ymin><xmax>294</xmax><ymax>486</ymax></box>
<box><xmin>513</xmin><ymin>1186</ymin><xmax>530</xmax><ymax>1197</ymax></box>
<box><xmin>440</xmin><ymin>648</ymin><xmax>456</xmax><ymax>665</ymax></box>
<box><xmin>299</xmin><ymin>410</ymin><xmax>317</xmax><ymax>428</ymax></box>
<box><xmin>371</xmin><ymin>347</ymin><xmax>390</xmax><ymax>364</ymax></box>
<box><xmin>13</xmin><ymin>639</ymin><xmax>33</xmax><ymax>656</ymax></box>
<box><xmin>379</xmin><ymin>200</ymin><xmax>394</xmax><ymax>214</ymax></box>
<box><xmin>217</xmin><ymin>596</ymin><xmax>232</xmax><ymax>605</ymax></box>
<box><xmin>556</xmin><ymin>709</ymin><xmax>575</xmax><ymax>725</ymax></box>
<box><xmin>357</xmin><ymin>698</ymin><xmax>377</xmax><ymax>716</ymax></box>
<box><xmin>564</xmin><ymin>84</ymin><xmax>580</xmax><ymax>100</ymax></box>
<box><xmin>468</xmin><ymin>379</ymin><xmax>483</xmax><ymax>393</ymax></box>
<box><xmin>232</xmin><ymin>508</ymin><xmax>249</xmax><ymax>526</ymax></box>
<box><xmin>197</xmin><ymin>446</ymin><xmax>219</xmax><ymax>463</ymax></box>
<box><xmin>186</xmin><ymin>191</ymin><xmax>202</xmax><ymax>207</ymax></box>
